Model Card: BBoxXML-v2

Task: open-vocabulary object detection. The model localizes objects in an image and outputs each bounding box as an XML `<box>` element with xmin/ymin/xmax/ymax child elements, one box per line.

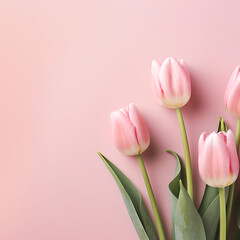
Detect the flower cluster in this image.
<box><xmin>99</xmin><ymin>57</ymin><xmax>240</xmax><ymax>240</ymax></box>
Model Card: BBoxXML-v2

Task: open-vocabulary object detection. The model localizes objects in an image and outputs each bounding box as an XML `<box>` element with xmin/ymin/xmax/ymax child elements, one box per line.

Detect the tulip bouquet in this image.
<box><xmin>97</xmin><ymin>57</ymin><xmax>240</xmax><ymax>240</ymax></box>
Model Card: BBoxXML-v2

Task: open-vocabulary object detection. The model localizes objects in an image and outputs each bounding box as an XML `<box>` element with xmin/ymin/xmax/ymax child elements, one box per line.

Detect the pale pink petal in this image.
<box><xmin>198</xmin><ymin>132</ymin><xmax>209</xmax><ymax>150</ymax></box>
<box><xmin>225</xmin><ymin>74</ymin><xmax>240</xmax><ymax>117</ymax></box>
<box><xmin>178</xmin><ymin>59</ymin><xmax>190</xmax><ymax>78</ymax></box>
<box><xmin>110</xmin><ymin>110</ymin><xmax>140</xmax><ymax>155</ymax></box>
<box><xmin>158</xmin><ymin>57</ymin><xmax>191</xmax><ymax>108</ymax></box>
<box><xmin>224</xmin><ymin>66</ymin><xmax>240</xmax><ymax>105</ymax></box>
<box><xmin>199</xmin><ymin>133</ymin><xmax>215</xmax><ymax>185</ymax></box>
<box><xmin>198</xmin><ymin>132</ymin><xmax>230</xmax><ymax>187</ymax></box>
<box><xmin>226</xmin><ymin>130</ymin><xmax>239</xmax><ymax>177</ymax></box>
<box><xmin>198</xmin><ymin>130</ymin><xmax>239</xmax><ymax>188</ymax></box>
<box><xmin>151</xmin><ymin>60</ymin><xmax>171</xmax><ymax>108</ymax></box>
<box><xmin>128</xmin><ymin>103</ymin><xmax>150</xmax><ymax>153</ymax></box>
<box><xmin>211</xmin><ymin>132</ymin><xmax>230</xmax><ymax>181</ymax></box>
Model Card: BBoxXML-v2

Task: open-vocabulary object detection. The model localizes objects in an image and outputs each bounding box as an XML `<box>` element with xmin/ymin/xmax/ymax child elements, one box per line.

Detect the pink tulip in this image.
<box><xmin>110</xmin><ymin>103</ymin><xmax>150</xmax><ymax>156</ymax></box>
<box><xmin>198</xmin><ymin>130</ymin><xmax>239</xmax><ymax>188</ymax></box>
<box><xmin>224</xmin><ymin>65</ymin><xmax>240</xmax><ymax>117</ymax></box>
<box><xmin>151</xmin><ymin>57</ymin><xmax>191</xmax><ymax>108</ymax></box>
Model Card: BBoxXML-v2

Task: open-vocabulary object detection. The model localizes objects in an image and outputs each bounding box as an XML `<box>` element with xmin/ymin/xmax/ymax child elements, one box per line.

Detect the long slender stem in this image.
<box><xmin>136</xmin><ymin>154</ymin><xmax>166</xmax><ymax>240</ymax></box>
<box><xmin>219</xmin><ymin>188</ymin><xmax>226</xmax><ymax>240</ymax></box>
<box><xmin>176</xmin><ymin>108</ymin><xmax>194</xmax><ymax>200</ymax></box>
<box><xmin>226</xmin><ymin>118</ymin><xmax>240</xmax><ymax>237</ymax></box>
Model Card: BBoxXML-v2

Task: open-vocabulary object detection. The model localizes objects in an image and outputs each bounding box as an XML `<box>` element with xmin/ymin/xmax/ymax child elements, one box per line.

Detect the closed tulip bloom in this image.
<box><xmin>151</xmin><ymin>57</ymin><xmax>191</xmax><ymax>108</ymax></box>
<box><xmin>198</xmin><ymin>130</ymin><xmax>239</xmax><ymax>188</ymax></box>
<box><xmin>224</xmin><ymin>65</ymin><xmax>240</xmax><ymax>117</ymax></box>
<box><xmin>110</xmin><ymin>103</ymin><xmax>150</xmax><ymax>156</ymax></box>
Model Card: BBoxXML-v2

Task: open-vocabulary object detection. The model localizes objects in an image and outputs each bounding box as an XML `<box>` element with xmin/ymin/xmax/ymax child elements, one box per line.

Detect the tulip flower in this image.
<box><xmin>151</xmin><ymin>57</ymin><xmax>191</xmax><ymax>109</ymax></box>
<box><xmin>110</xmin><ymin>103</ymin><xmax>166</xmax><ymax>240</ymax></box>
<box><xmin>224</xmin><ymin>65</ymin><xmax>240</xmax><ymax>118</ymax></box>
<box><xmin>198</xmin><ymin>130</ymin><xmax>239</xmax><ymax>188</ymax></box>
<box><xmin>224</xmin><ymin>65</ymin><xmax>240</xmax><ymax>237</ymax></box>
<box><xmin>224</xmin><ymin>66</ymin><xmax>240</xmax><ymax>150</ymax></box>
<box><xmin>198</xmin><ymin>130</ymin><xmax>239</xmax><ymax>240</ymax></box>
<box><xmin>151</xmin><ymin>57</ymin><xmax>193</xmax><ymax>200</ymax></box>
<box><xmin>110</xmin><ymin>103</ymin><xmax>150</xmax><ymax>156</ymax></box>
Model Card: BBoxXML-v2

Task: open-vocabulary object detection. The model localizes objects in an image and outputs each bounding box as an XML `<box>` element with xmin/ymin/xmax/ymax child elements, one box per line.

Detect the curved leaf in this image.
<box><xmin>98</xmin><ymin>152</ymin><xmax>158</xmax><ymax>240</ymax></box>
<box><xmin>199</xmin><ymin>185</ymin><xmax>229</xmax><ymax>240</ymax></box>
<box><xmin>199</xmin><ymin>186</ymin><xmax>219</xmax><ymax>216</ymax></box>
<box><xmin>167</xmin><ymin>150</ymin><xmax>186</xmax><ymax>240</ymax></box>
<box><xmin>174</xmin><ymin>181</ymin><xmax>206</xmax><ymax>240</ymax></box>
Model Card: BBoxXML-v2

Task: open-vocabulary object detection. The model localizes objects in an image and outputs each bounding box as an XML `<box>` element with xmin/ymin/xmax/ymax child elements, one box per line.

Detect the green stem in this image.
<box><xmin>226</xmin><ymin>182</ymin><xmax>235</xmax><ymax>238</ymax></box>
<box><xmin>226</xmin><ymin>118</ymin><xmax>240</xmax><ymax>237</ymax></box>
<box><xmin>219</xmin><ymin>188</ymin><xmax>226</xmax><ymax>240</ymax></box>
<box><xmin>176</xmin><ymin>108</ymin><xmax>194</xmax><ymax>200</ymax></box>
<box><xmin>136</xmin><ymin>154</ymin><xmax>166</xmax><ymax>240</ymax></box>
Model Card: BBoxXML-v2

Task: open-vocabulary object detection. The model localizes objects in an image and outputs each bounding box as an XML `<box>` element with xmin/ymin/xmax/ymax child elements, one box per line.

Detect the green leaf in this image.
<box><xmin>98</xmin><ymin>152</ymin><xmax>158</xmax><ymax>240</ymax></box>
<box><xmin>217</xmin><ymin>116</ymin><xmax>228</xmax><ymax>132</ymax></box>
<box><xmin>167</xmin><ymin>150</ymin><xmax>186</xmax><ymax>240</ymax></box>
<box><xmin>199</xmin><ymin>185</ymin><xmax>219</xmax><ymax>216</ymax></box>
<box><xmin>174</xmin><ymin>181</ymin><xmax>206</xmax><ymax>240</ymax></box>
<box><xmin>199</xmin><ymin>185</ymin><xmax>229</xmax><ymax>240</ymax></box>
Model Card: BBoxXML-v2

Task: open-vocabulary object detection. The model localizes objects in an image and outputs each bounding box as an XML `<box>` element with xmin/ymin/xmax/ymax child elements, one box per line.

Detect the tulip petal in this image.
<box><xmin>158</xmin><ymin>57</ymin><xmax>191</xmax><ymax>108</ymax></box>
<box><xmin>199</xmin><ymin>132</ymin><xmax>229</xmax><ymax>187</ymax></box>
<box><xmin>198</xmin><ymin>132</ymin><xmax>209</xmax><ymax>151</ymax></box>
<box><xmin>151</xmin><ymin>60</ymin><xmax>172</xmax><ymax>108</ymax></box>
<box><xmin>226</xmin><ymin>130</ymin><xmax>239</xmax><ymax>178</ymax></box>
<box><xmin>224</xmin><ymin>66</ymin><xmax>240</xmax><ymax>106</ymax></box>
<box><xmin>111</xmin><ymin>110</ymin><xmax>140</xmax><ymax>155</ymax></box>
<box><xmin>198</xmin><ymin>130</ymin><xmax>239</xmax><ymax>188</ymax></box>
<box><xmin>128</xmin><ymin>103</ymin><xmax>150</xmax><ymax>154</ymax></box>
<box><xmin>211</xmin><ymin>132</ymin><xmax>231</xmax><ymax>184</ymax></box>
<box><xmin>225</xmin><ymin>73</ymin><xmax>240</xmax><ymax>117</ymax></box>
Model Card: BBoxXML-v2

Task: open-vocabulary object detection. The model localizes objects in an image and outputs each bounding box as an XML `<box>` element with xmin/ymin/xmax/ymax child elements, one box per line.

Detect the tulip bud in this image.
<box><xmin>224</xmin><ymin>65</ymin><xmax>240</xmax><ymax>117</ymax></box>
<box><xmin>110</xmin><ymin>103</ymin><xmax>150</xmax><ymax>156</ymax></box>
<box><xmin>198</xmin><ymin>130</ymin><xmax>239</xmax><ymax>188</ymax></box>
<box><xmin>151</xmin><ymin>57</ymin><xmax>191</xmax><ymax>108</ymax></box>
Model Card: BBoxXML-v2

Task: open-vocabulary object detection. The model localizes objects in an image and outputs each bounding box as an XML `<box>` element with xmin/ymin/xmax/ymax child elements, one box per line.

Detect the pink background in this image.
<box><xmin>1</xmin><ymin>0</ymin><xmax>240</xmax><ymax>239</ymax></box>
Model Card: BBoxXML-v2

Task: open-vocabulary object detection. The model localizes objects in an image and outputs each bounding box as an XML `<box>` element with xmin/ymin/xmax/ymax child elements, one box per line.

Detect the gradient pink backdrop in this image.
<box><xmin>1</xmin><ymin>0</ymin><xmax>240</xmax><ymax>239</ymax></box>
